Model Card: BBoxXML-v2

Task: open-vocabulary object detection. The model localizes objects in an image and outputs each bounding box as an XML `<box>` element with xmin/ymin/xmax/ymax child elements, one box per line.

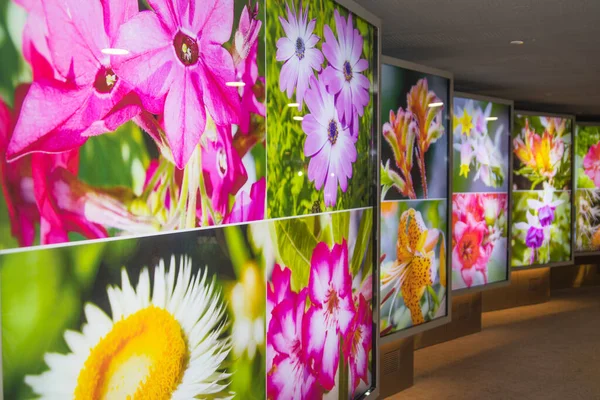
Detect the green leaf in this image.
<box><xmin>78</xmin><ymin>121</ymin><xmax>150</xmax><ymax>195</ymax></box>
<box><xmin>273</xmin><ymin>217</ymin><xmax>319</xmax><ymax>291</ymax></box>
<box><xmin>331</xmin><ymin>211</ymin><xmax>350</xmax><ymax>244</ymax></box>
<box><xmin>224</xmin><ymin>225</ymin><xmax>251</xmax><ymax>279</ymax></box>
<box><xmin>350</xmin><ymin>209</ymin><xmax>373</xmax><ymax>276</ymax></box>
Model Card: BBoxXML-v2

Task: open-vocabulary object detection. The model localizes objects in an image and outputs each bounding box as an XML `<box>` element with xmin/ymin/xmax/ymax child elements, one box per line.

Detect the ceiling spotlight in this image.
<box><xmin>428</xmin><ymin>102</ymin><xmax>444</xmax><ymax>108</ymax></box>
<box><xmin>486</xmin><ymin>117</ymin><xmax>498</xmax><ymax>121</ymax></box>
<box><xmin>293</xmin><ymin>116</ymin><xmax>304</xmax><ymax>121</ymax></box>
<box><xmin>510</xmin><ymin>40</ymin><xmax>524</xmax><ymax>45</ymax></box>
<box><xmin>101</xmin><ymin>48</ymin><xmax>129</xmax><ymax>55</ymax></box>
<box><xmin>226</xmin><ymin>81</ymin><xmax>246</xmax><ymax>87</ymax></box>
<box><xmin>287</xmin><ymin>103</ymin><xmax>300</xmax><ymax>108</ymax></box>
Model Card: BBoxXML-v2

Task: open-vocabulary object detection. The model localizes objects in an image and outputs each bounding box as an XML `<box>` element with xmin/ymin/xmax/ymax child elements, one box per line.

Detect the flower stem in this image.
<box><xmin>418</xmin><ymin>148</ymin><xmax>428</xmax><ymax>198</ymax></box>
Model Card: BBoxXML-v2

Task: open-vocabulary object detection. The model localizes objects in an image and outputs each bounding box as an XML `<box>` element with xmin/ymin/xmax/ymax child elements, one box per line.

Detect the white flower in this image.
<box><xmin>473</xmin><ymin>126</ymin><xmax>504</xmax><ymax>187</ymax></box>
<box><xmin>527</xmin><ymin>182</ymin><xmax>564</xmax><ymax>212</ymax></box>
<box><xmin>26</xmin><ymin>256</ymin><xmax>233</xmax><ymax>399</ymax></box>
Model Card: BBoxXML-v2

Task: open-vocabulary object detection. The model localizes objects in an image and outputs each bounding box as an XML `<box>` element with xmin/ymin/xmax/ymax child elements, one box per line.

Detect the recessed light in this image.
<box><xmin>486</xmin><ymin>117</ymin><xmax>498</xmax><ymax>121</ymax></box>
<box><xmin>293</xmin><ymin>116</ymin><xmax>304</xmax><ymax>121</ymax></box>
<box><xmin>510</xmin><ymin>40</ymin><xmax>524</xmax><ymax>45</ymax></box>
<box><xmin>287</xmin><ymin>103</ymin><xmax>300</xmax><ymax>108</ymax></box>
<box><xmin>428</xmin><ymin>102</ymin><xmax>444</xmax><ymax>108</ymax></box>
<box><xmin>101</xmin><ymin>48</ymin><xmax>129</xmax><ymax>55</ymax></box>
<box><xmin>226</xmin><ymin>81</ymin><xmax>245</xmax><ymax>87</ymax></box>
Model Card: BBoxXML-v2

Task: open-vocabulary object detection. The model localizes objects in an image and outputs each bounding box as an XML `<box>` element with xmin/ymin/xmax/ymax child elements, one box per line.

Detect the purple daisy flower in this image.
<box><xmin>321</xmin><ymin>9</ymin><xmax>370</xmax><ymax>140</ymax></box>
<box><xmin>303</xmin><ymin>75</ymin><xmax>357</xmax><ymax>207</ymax></box>
<box><xmin>276</xmin><ymin>1</ymin><xmax>324</xmax><ymax>110</ymax></box>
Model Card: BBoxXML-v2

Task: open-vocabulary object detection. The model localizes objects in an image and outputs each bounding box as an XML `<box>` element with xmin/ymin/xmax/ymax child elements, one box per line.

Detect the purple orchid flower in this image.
<box><xmin>303</xmin><ymin>240</ymin><xmax>356</xmax><ymax>390</ymax></box>
<box><xmin>112</xmin><ymin>0</ymin><xmax>241</xmax><ymax>168</ymax></box>
<box><xmin>276</xmin><ymin>1</ymin><xmax>324</xmax><ymax>110</ymax></box>
<box><xmin>303</xmin><ymin>75</ymin><xmax>357</xmax><ymax>207</ymax></box>
<box><xmin>526</xmin><ymin>226</ymin><xmax>545</xmax><ymax>249</ymax></box>
<box><xmin>7</xmin><ymin>0</ymin><xmax>142</xmax><ymax>161</ymax></box>
<box><xmin>322</xmin><ymin>10</ymin><xmax>370</xmax><ymax>140</ymax></box>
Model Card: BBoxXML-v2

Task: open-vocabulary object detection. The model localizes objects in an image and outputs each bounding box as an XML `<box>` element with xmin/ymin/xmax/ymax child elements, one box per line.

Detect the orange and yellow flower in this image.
<box><xmin>382</xmin><ymin>107</ymin><xmax>417</xmax><ymax>198</ymax></box>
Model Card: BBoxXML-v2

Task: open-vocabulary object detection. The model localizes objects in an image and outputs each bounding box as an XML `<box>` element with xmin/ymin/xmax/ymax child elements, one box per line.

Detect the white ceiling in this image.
<box><xmin>356</xmin><ymin>0</ymin><xmax>600</xmax><ymax>119</ymax></box>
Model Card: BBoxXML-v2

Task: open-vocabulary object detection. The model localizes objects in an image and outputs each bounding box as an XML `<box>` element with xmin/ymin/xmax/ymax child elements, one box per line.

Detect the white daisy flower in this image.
<box><xmin>25</xmin><ymin>255</ymin><xmax>233</xmax><ymax>399</ymax></box>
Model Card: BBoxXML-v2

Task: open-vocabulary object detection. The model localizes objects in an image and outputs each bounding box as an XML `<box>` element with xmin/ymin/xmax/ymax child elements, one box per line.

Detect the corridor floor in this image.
<box><xmin>390</xmin><ymin>287</ymin><xmax>600</xmax><ymax>399</ymax></box>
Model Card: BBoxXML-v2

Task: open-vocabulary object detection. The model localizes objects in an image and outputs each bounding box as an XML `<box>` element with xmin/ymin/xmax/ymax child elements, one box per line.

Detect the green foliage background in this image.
<box><xmin>511</xmin><ymin>190</ymin><xmax>571</xmax><ymax>267</ymax></box>
<box><xmin>265</xmin><ymin>0</ymin><xmax>375</xmax><ymax>218</ymax></box>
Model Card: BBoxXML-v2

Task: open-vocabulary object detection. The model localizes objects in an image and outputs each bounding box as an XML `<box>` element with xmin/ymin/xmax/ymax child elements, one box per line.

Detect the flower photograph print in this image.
<box><xmin>513</xmin><ymin>115</ymin><xmax>572</xmax><ymax>191</ymax></box>
<box><xmin>1</xmin><ymin>226</ymin><xmax>267</xmax><ymax>399</ymax></box>
<box><xmin>452</xmin><ymin>193</ymin><xmax>508</xmax><ymax>290</ymax></box>
<box><xmin>381</xmin><ymin>63</ymin><xmax>450</xmax><ymax>200</ymax></box>
<box><xmin>266</xmin><ymin>0</ymin><xmax>377</xmax><ymax>218</ymax></box>
<box><xmin>264</xmin><ymin>208</ymin><xmax>375</xmax><ymax>399</ymax></box>
<box><xmin>453</xmin><ymin>98</ymin><xmax>509</xmax><ymax>193</ymax></box>
<box><xmin>380</xmin><ymin>200</ymin><xmax>447</xmax><ymax>335</ymax></box>
<box><xmin>0</xmin><ymin>0</ymin><xmax>267</xmax><ymax>252</ymax></box>
<box><xmin>511</xmin><ymin>113</ymin><xmax>573</xmax><ymax>267</ymax></box>
<box><xmin>575</xmin><ymin>124</ymin><xmax>600</xmax><ymax>253</ymax></box>
<box><xmin>511</xmin><ymin>185</ymin><xmax>571</xmax><ymax>266</ymax></box>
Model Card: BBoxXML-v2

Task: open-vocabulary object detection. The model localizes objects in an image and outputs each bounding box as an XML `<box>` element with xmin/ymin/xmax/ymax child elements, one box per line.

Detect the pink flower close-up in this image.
<box><xmin>267</xmin><ymin>287</ymin><xmax>322</xmax><ymax>400</ymax></box>
<box><xmin>452</xmin><ymin>219</ymin><xmax>490</xmax><ymax>287</ymax></box>
<box><xmin>584</xmin><ymin>142</ymin><xmax>600</xmax><ymax>187</ymax></box>
<box><xmin>267</xmin><ymin>264</ymin><xmax>293</xmax><ymax>373</ymax></box>
<box><xmin>0</xmin><ymin>87</ymin><xmax>39</xmax><ymax>247</ymax></box>
<box><xmin>202</xmin><ymin>124</ymin><xmax>248</xmax><ymax>221</ymax></box>
<box><xmin>304</xmin><ymin>240</ymin><xmax>355</xmax><ymax>390</ymax></box>
<box><xmin>237</xmin><ymin>39</ymin><xmax>266</xmax><ymax>134</ymax></box>
<box><xmin>7</xmin><ymin>0</ymin><xmax>142</xmax><ymax>161</ymax></box>
<box><xmin>303</xmin><ymin>75</ymin><xmax>357</xmax><ymax>207</ymax></box>
<box><xmin>344</xmin><ymin>294</ymin><xmax>372</xmax><ymax>394</ymax></box>
<box><xmin>112</xmin><ymin>0</ymin><xmax>240</xmax><ymax>168</ymax></box>
<box><xmin>276</xmin><ymin>1</ymin><xmax>324</xmax><ymax>110</ymax></box>
<box><xmin>224</xmin><ymin>177</ymin><xmax>266</xmax><ymax>223</ymax></box>
<box><xmin>15</xmin><ymin>0</ymin><xmax>54</xmax><ymax>80</ymax></box>
<box><xmin>322</xmin><ymin>9</ymin><xmax>370</xmax><ymax>140</ymax></box>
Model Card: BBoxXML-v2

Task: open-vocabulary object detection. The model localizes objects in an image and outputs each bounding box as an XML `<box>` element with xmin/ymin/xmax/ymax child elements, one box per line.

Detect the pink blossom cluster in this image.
<box><xmin>276</xmin><ymin>2</ymin><xmax>370</xmax><ymax>207</ymax></box>
<box><xmin>267</xmin><ymin>240</ymin><xmax>372</xmax><ymax>399</ymax></box>
<box><xmin>1</xmin><ymin>0</ymin><xmax>266</xmax><ymax>247</ymax></box>
<box><xmin>452</xmin><ymin>193</ymin><xmax>507</xmax><ymax>288</ymax></box>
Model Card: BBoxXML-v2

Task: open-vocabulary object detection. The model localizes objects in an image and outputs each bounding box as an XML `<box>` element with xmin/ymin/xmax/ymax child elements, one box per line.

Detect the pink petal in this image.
<box><xmin>164</xmin><ymin>69</ymin><xmax>205</xmax><ymax>168</ymax></box>
<box><xmin>112</xmin><ymin>11</ymin><xmax>176</xmax><ymax>113</ymax></box>
<box><xmin>7</xmin><ymin>82</ymin><xmax>89</xmax><ymax>160</ymax></box>
<box><xmin>147</xmin><ymin>0</ymin><xmax>179</xmax><ymax>31</ymax></box>
<box><xmin>318</xmin><ymin>322</ymin><xmax>339</xmax><ymax>390</ymax></box>
<box><xmin>188</xmin><ymin>0</ymin><xmax>233</xmax><ymax>43</ymax></box>
<box><xmin>309</xmin><ymin>242</ymin><xmax>334</xmax><ymax>305</ymax></box>
<box><xmin>101</xmin><ymin>0</ymin><xmax>138</xmax><ymax>40</ymax></box>
<box><xmin>461</xmin><ymin>266</ymin><xmax>475</xmax><ymax>288</ymax></box>
<box><xmin>337</xmin><ymin>294</ymin><xmax>355</xmax><ymax>335</ymax></box>
<box><xmin>42</xmin><ymin>0</ymin><xmax>107</xmax><ymax>84</ymax></box>
<box><xmin>198</xmin><ymin>44</ymin><xmax>240</xmax><ymax>125</ymax></box>
<box><xmin>354</xmin><ymin>59</ymin><xmax>368</xmax><ymax>73</ymax></box>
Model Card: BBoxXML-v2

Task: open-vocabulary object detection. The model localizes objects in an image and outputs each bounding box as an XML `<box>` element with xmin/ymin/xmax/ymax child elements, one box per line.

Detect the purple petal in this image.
<box><xmin>307</xmin><ymin>143</ymin><xmax>331</xmax><ymax>190</ymax></box>
<box><xmin>303</xmin><ymin>115</ymin><xmax>328</xmax><ymax>157</ymax></box>
<box><xmin>324</xmin><ymin>171</ymin><xmax>338</xmax><ymax>207</ymax></box>
<box><xmin>276</xmin><ymin>37</ymin><xmax>295</xmax><ymax>61</ymax></box>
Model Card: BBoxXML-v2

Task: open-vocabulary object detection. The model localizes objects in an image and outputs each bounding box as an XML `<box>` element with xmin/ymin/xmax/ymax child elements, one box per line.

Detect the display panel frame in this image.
<box><xmin>379</xmin><ymin>55</ymin><xmax>453</xmax><ymax>344</ymax></box>
<box><xmin>452</xmin><ymin>92</ymin><xmax>514</xmax><ymax>296</ymax></box>
<box><xmin>574</xmin><ymin>121</ymin><xmax>600</xmax><ymax>258</ymax></box>
<box><xmin>511</xmin><ymin>110</ymin><xmax>576</xmax><ymax>271</ymax></box>
<box><xmin>0</xmin><ymin>0</ymin><xmax>383</xmax><ymax>398</ymax></box>
<box><xmin>335</xmin><ymin>1</ymin><xmax>382</xmax><ymax>397</ymax></box>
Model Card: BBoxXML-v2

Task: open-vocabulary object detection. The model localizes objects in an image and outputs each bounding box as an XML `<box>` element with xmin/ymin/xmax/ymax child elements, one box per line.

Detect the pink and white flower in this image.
<box><xmin>224</xmin><ymin>178</ymin><xmax>266</xmax><ymax>223</ymax></box>
<box><xmin>584</xmin><ymin>142</ymin><xmax>600</xmax><ymax>188</ymax></box>
<box><xmin>303</xmin><ymin>75</ymin><xmax>357</xmax><ymax>207</ymax></box>
<box><xmin>113</xmin><ymin>0</ymin><xmax>240</xmax><ymax>168</ymax></box>
<box><xmin>276</xmin><ymin>1</ymin><xmax>323</xmax><ymax>110</ymax></box>
<box><xmin>267</xmin><ymin>287</ymin><xmax>322</xmax><ymax>400</ymax></box>
<box><xmin>322</xmin><ymin>10</ymin><xmax>370</xmax><ymax>140</ymax></box>
<box><xmin>303</xmin><ymin>240</ymin><xmax>355</xmax><ymax>390</ymax></box>
<box><xmin>344</xmin><ymin>294</ymin><xmax>372</xmax><ymax>394</ymax></box>
<box><xmin>7</xmin><ymin>0</ymin><xmax>141</xmax><ymax>161</ymax></box>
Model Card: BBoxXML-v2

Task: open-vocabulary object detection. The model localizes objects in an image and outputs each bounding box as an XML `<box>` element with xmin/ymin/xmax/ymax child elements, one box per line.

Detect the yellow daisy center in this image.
<box><xmin>74</xmin><ymin>306</ymin><xmax>187</xmax><ymax>400</ymax></box>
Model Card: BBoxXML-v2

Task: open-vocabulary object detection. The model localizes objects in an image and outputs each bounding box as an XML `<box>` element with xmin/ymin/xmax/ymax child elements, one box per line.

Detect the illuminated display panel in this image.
<box><xmin>380</xmin><ymin>58</ymin><xmax>451</xmax><ymax>339</ymax></box>
<box><xmin>451</xmin><ymin>95</ymin><xmax>511</xmax><ymax>292</ymax></box>
<box><xmin>511</xmin><ymin>113</ymin><xmax>574</xmax><ymax>268</ymax></box>
<box><xmin>574</xmin><ymin>123</ymin><xmax>600</xmax><ymax>255</ymax></box>
<box><xmin>0</xmin><ymin>0</ymin><xmax>381</xmax><ymax>399</ymax></box>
